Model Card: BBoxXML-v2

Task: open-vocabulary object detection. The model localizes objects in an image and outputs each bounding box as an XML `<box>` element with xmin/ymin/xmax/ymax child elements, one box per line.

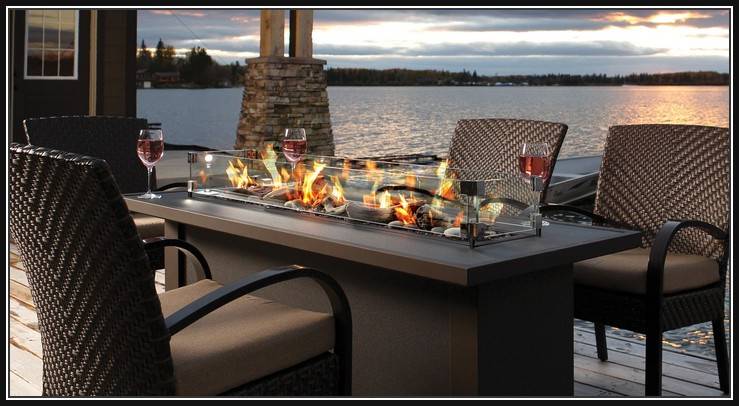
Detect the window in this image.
<box><xmin>25</xmin><ymin>10</ymin><xmax>78</xmax><ymax>79</ymax></box>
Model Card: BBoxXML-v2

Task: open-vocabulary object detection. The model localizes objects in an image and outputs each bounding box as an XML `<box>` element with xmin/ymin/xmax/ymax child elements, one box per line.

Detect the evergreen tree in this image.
<box><xmin>137</xmin><ymin>39</ymin><xmax>152</xmax><ymax>70</ymax></box>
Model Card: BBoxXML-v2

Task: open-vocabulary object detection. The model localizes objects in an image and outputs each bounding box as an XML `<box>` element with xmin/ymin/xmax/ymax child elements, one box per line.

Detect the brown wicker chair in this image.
<box><xmin>22</xmin><ymin>115</ymin><xmax>183</xmax><ymax>268</ymax></box>
<box><xmin>9</xmin><ymin>143</ymin><xmax>352</xmax><ymax>396</ymax></box>
<box><xmin>447</xmin><ymin>118</ymin><xmax>568</xmax><ymax>205</ymax></box>
<box><xmin>541</xmin><ymin>124</ymin><xmax>730</xmax><ymax>396</ymax></box>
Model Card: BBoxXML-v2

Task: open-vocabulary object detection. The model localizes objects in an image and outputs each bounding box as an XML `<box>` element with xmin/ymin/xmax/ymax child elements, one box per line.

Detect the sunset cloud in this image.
<box><xmin>150</xmin><ymin>10</ymin><xmax>207</xmax><ymax>18</ymax></box>
<box><xmin>137</xmin><ymin>8</ymin><xmax>730</xmax><ymax>74</ymax></box>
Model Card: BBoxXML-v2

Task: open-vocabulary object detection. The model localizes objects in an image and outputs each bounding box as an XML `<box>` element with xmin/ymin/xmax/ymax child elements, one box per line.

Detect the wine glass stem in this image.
<box><xmin>147</xmin><ymin>166</ymin><xmax>153</xmax><ymax>195</ymax></box>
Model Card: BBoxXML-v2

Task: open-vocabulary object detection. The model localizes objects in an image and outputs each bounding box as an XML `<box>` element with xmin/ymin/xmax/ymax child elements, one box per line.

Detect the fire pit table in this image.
<box><xmin>125</xmin><ymin>150</ymin><xmax>641</xmax><ymax>396</ymax></box>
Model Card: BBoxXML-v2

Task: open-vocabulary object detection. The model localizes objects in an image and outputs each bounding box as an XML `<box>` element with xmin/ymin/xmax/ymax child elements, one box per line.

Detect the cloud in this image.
<box><xmin>149</xmin><ymin>10</ymin><xmax>208</xmax><ymax>18</ymax></box>
<box><xmin>137</xmin><ymin>8</ymin><xmax>729</xmax><ymax>73</ymax></box>
<box><xmin>313</xmin><ymin>9</ymin><xmax>730</xmax><ymax>32</ymax></box>
<box><xmin>410</xmin><ymin>41</ymin><xmax>668</xmax><ymax>57</ymax></box>
<box><xmin>312</xmin><ymin>40</ymin><xmax>666</xmax><ymax>57</ymax></box>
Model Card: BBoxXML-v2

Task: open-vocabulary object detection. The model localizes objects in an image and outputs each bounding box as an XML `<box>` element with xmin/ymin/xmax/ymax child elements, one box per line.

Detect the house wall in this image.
<box><xmin>9</xmin><ymin>9</ymin><xmax>137</xmax><ymax>144</ymax></box>
<box><xmin>96</xmin><ymin>10</ymin><xmax>137</xmax><ymax>117</ymax></box>
<box><xmin>10</xmin><ymin>10</ymin><xmax>91</xmax><ymax>143</ymax></box>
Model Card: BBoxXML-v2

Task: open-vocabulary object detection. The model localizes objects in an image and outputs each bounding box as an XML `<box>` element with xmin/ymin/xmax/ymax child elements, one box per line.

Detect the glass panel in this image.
<box><xmin>26</xmin><ymin>49</ymin><xmax>43</xmax><ymax>76</ymax></box>
<box><xmin>59</xmin><ymin>11</ymin><xmax>75</xmax><ymax>49</ymax></box>
<box><xmin>26</xmin><ymin>12</ymin><xmax>44</xmax><ymax>49</ymax></box>
<box><xmin>59</xmin><ymin>10</ymin><xmax>75</xmax><ymax>23</ymax></box>
<box><xmin>43</xmin><ymin>49</ymin><xmax>59</xmax><ymax>77</ymax></box>
<box><xmin>43</xmin><ymin>9</ymin><xmax>60</xmax><ymax>18</ymax></box>
<box><xmin>187</xmin><ymin>149</ymin><xmax>539</xmax><ymax>246</ymax></box>
<box><xmin>43</xmin><ymin>10</ymin><xmax>60</xmax><ymax>49</ymax></box>
<box><xmin>59</xmin><ymin>49</ymin><xmax>74</xmax><ymax>76</ymax></box>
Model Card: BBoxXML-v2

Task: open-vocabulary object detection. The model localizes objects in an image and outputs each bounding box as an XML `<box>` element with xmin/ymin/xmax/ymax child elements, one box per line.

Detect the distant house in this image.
<box><xmin>153</xmin><ymin>71</ymin><xmax>180</xmax><ymax>85</ymax></box>
<box><xmin>136</xmin><ymin>68</ymin><xmax>152</xmax><ymax>88</ymax></box>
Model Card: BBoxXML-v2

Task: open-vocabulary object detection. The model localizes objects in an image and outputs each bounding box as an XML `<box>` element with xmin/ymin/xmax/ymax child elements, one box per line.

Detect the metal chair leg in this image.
<box><xmin>712</xmin><ymin>319</ymin><xmax>730</xmax><ymax>393</ymax></box>
<box><xmin>594</xmin><ymin>323</ymin><xmax>608</xmax><ymax>361</ymax></box>
<box><xmin>645</xmin><ymin>331</ymin><xmax>663</xmax><ymax>396</ymax></box>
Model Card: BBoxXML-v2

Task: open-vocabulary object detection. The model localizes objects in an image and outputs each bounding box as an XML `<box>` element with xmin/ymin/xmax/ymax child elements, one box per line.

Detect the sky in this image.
<box><xmin>137</xmin><ymin>8</ymin><xmax>731</xmax><ymax>75</ymax></box>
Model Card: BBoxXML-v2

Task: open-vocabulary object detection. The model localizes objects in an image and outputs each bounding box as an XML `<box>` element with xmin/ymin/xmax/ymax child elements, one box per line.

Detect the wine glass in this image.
<box><xmin>282</xmin><ymin>127</ymin><xmax>307</xmax><ymax>171</ymax></box>
<box><xmin>137</xmin><ymin>127</ymin><xmax>165</xmax><ymax>199</ymax></box>
<box><xmin>519</xmin><ymin>142</ymin><xmax>551</xmax><ymax>230</ymax></box>
<box><xmin>518</xmin><ymin>142</ymin><xmax>551</xmax><ymax>184</ymax></box>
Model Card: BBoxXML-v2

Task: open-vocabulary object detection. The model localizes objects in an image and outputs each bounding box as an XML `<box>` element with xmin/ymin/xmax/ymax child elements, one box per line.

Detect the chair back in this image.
<box><xmin>9</xmin><ymin>143</ymin><xmax>175</xmax><ymax>395</ymax></box>
<box><xmin>448</xmin><ymin>118</ymin><xmax>568</xmax><ymax>204</ymax></box>
<box><xmin>23</xmin><ymin>116</ymin><xmax>150</xmax><ymax>194</ymax></box>
<box><xmin>594</xmin><ymin>124</ymin><xmax>729</xmax><ymax>259</ymax></box>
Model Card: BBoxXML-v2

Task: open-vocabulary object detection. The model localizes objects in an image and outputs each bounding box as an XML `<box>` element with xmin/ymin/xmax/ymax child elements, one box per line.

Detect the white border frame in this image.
<box><xmin>23</xmin><ymin>9</ymin><xmax>79</xmax><ymax>80</ymax></box>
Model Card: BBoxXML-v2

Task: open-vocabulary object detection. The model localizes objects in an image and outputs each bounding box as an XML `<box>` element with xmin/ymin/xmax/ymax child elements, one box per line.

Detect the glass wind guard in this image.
<box><xmin>188</xmin><ymin>148</ymin><xmax>541</xmax><ymax>247</ymax></box>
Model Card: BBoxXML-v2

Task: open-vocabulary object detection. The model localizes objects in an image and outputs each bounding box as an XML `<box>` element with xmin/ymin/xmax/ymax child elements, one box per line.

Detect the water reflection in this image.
<box><xmin>328</xmin><ymin>86</ymin><xmax>729</xmax><ymax>159</ymax></box>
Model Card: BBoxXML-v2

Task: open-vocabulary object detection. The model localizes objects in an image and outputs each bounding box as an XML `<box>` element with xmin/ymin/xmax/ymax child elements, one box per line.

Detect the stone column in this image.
<box><xmin>235</xmin><ymin>56</ymin><xmax>334</xmax><ymax>156</ymax></box>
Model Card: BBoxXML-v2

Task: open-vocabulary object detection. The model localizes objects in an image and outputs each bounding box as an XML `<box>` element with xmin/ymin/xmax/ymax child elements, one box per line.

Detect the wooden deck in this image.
<box><xmin>9</xmin><ymin>244</ymin><xmax>726</xmax><ymax>397</ymax></box>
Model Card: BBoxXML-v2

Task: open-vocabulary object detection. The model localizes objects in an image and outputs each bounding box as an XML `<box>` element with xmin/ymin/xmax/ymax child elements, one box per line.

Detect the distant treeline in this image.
<box><xmin>326</xmin><ymin>68</ymin><xmax>729</xmax><ymax>86</ymax></box>
<box><xmin>138</xmin><ymin>39</ymin><xmax>244</xmax><ymax>88</ymax></box>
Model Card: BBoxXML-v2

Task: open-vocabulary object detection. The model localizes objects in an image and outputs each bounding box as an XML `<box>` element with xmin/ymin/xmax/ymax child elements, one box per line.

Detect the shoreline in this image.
<box><xmin>138</xmin><ymin>83</ymin><xmax>730</xmax><ymax>90</ymax></box>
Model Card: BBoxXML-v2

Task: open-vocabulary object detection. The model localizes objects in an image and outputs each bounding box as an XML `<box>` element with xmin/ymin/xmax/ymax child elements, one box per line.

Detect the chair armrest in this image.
<box><xmin>480</xmin><ymin>197</ymin><xmax>530</xmax><ymax>211</ymax></box>
<box><xmin>156</xmin><ymin>182</ymin><xmax>188</xmax><ymax>192</ymax></box>
<box><xmin>647</xmin><ymin>220</ymin><xmax>728</xmax><ymax>298</ymax></box>
<box><xmin>142</xmin><ymin>237</ymin><xmax>212</xmax><ymax>281</ymax></box>
<box><xmin>164</xmin><ymin>264</ymin><xmax>353</xmax><ymax>394</ymax></box>
<box><xmin>539</xmin><ymin>204</ymin><xmax>609</xmax><ymax>223</ymax></box>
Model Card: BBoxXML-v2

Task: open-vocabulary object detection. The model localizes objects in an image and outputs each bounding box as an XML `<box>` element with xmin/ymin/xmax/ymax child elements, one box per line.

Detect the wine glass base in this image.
<box><xmin>137</xmin><ymin>192</ymin><xmax>162</xmax><ymax>199</ymax></box>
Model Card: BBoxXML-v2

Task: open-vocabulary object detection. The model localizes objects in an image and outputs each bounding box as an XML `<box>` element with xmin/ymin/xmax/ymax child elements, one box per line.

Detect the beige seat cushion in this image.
<box><xmin>131</xmin><ymin>213</ymin><xmax>165</xmax><ymax>239</ymax></box>
<box><xmin>158</xmin><ymin>279</ymin><xmax>335</xmax><ymax>395</ymax></box>
<box><xmin>574</xmin><ymin>248</ymin><xmax>720</xmax><ymax>295</ymax></box>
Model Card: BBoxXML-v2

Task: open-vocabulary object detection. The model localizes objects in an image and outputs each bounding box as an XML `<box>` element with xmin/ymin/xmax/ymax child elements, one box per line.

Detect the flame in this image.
<box><xmin>260</xmin><ymin>143</ymin><xmax>282</xmax><ymax>187</ymax></box>
<box><xmin>329</xmin><ymin>176</ymin><xmax>346</xmax><ymax>204</ymax></box>
<box><xmin>453</xmin><ymin>211</ymin><xmax>465</xmax><ymax>227</ymax></box>
<box><xmin>394</xmin><ymin>194</ymin><xmax>416</xmax><ymax>225</ymax></box>
<box><xmin>342</xmin><ymin>159</ymin><xmax>351</xmax><ymax>180</ymax></box>
<box><xmin>378</xmin><ymin>190</ymin><xmax>392</xmax><ymax>209</ymax></box>
<box><xmin>432</xmin><ymin>160</ymin><xmax>455</xmax><ymax>207</ymax></box>
<box><xmin>280</xmin><ymin>167</ymin><xmax>291</xmax><ymax>183</ymax></box>
<box><xmin>301</xmin><ymin>162</ymin><xmax>327</xmax><ymax>206</ymax></box>
<box><xmin>405</xmin><ymin>174</ymin><xmax>416</xmax><ymax>189</ymax></box>
<box><xmin>226</xmin><ymin>159</ymin><xmax>254</xmax><ymax>189</ymax></box>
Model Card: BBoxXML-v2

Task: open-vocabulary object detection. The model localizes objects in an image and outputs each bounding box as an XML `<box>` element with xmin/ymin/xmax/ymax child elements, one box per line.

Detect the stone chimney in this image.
<box><xmin>235</xmin><ymin>10</ymin><xmax>334</xmax><ymax>155</ymax></box>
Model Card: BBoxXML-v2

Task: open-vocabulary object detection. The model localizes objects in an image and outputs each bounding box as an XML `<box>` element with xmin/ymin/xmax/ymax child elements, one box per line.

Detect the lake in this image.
<box><xmin>138</xmin><ymin>86</ymin><xmax>730</xmax><ymax>358</ymax></box>
<box><xmin>137</xmin><ymin>86</ymin><xmax>729</xmax><ymax>159</ymax></box>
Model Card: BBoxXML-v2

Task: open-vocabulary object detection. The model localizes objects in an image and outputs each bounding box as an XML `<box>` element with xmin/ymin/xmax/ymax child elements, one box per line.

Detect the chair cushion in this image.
<box><xmin>574</xmin><ymin>248</ymin><xmax>720</xmax><ymax>295</ymax></box>
<box><xmin>131</xmin><ymin>213</ymin><xmax>165</xmax><ymax>239</ymax></box>
<box><xmin>158</xmin><ymin>279</ymin><xmax>335</xmax><ymax>395</ymax></box>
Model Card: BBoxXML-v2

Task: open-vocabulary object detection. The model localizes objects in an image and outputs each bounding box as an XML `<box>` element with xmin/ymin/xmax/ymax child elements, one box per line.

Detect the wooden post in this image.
<box><xmin>289</xmin><ymin>10</ymin><xmax>313</xmax><ymax>58</ymax></box>
<box><xmin>260</xmin><ymin>10</ymin><xmax>285</xmax><ymax>57</ymax></box>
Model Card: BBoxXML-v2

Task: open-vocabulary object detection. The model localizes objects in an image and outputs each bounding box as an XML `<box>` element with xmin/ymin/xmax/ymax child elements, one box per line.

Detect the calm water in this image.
<box><xmin>138</xmin><ymin>86</ymin><xmax>730</xmax><ymax>357</ymax></box>
<box><xmin>138</xmin><ymin>86</ymin><xmax>729</xmax><ymax>159</ymax></box>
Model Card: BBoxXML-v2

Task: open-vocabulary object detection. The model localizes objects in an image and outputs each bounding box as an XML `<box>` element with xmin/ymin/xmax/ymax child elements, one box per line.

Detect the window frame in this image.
<box><xmin>23</xmin><ymin>9</ymin><xmax>79</xmax><ymax>80</ymax></box>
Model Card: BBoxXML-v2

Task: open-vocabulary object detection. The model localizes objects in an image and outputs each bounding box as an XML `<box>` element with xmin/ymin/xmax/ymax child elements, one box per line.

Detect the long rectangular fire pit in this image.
<box><xmin>126</xmin><ymin>150</ymin><xmax>641</xmax><ymax>396</ymax></box>
<box><xmin>186</xmin><ymin>148</ymin><xmax>542</xmax><ymax>248</ymax></box>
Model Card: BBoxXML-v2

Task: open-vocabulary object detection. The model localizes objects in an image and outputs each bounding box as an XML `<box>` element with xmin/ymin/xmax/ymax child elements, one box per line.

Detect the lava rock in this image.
<box><xmin>443</xmin><ymin>227</ymin><xmax>461</xmax><ymax>238</ymax></box>
<box><xmin>414</xmin><ymin>204</ymin><xmax>434</xmax><ymax>230</ymax></box>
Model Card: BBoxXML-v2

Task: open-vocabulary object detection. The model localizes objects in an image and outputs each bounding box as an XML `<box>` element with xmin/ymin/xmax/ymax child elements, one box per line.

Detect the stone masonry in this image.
<box><xmin>235</xmin><ymin>56</ymin><xmax>335</xmax><ymax>156</ymax></box>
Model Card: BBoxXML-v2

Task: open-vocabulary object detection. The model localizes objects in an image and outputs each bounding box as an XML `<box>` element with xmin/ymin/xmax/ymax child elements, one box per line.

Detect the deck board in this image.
<box><xmin>8</xmin><ymin>250</ymin><xmax>725</xmax><ymax>397</ymax></box>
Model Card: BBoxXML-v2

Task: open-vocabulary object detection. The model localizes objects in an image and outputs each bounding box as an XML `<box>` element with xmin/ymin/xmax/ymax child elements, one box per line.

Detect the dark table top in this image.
<box><xmin>126</xmin><ymin>191</ymin><xmax>641</xmax><ymax>287</ymax></box>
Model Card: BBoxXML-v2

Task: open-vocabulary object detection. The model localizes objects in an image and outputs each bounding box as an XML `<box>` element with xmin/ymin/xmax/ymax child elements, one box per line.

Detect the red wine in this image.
<box><xmin>518</xmin><ymin>155</ymin><xmax>551</xmax><ymax>180</ymax></box>
<box><xmin>137</xmin><ymin>139</ymin><xmax>164</xmax><ymax>166</ymax></box>
<box><xmin>283</xmin><ymin>139</ymin><xmax>307</xmax><ymax>162</ymax></box>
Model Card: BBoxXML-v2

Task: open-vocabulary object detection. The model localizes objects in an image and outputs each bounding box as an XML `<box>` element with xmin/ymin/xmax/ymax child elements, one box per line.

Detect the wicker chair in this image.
<box><xmin>23</xmin><ymin>115</ymin><xmax>181</xmax><ymax>267</ymax></box>
<box><xmin>447</xmin><ymin>118</ymin><xmax>568</xmax><ymax>205</ymax></box>
<box><xmin>541</xmin><ymin>124</ymin><xmax>730</xmax><ymax>396</ymax></box>
<box><xmin>9</xmin><ymin>143</ymin><xmax>352</xmax><ymax>396</ymax></box>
